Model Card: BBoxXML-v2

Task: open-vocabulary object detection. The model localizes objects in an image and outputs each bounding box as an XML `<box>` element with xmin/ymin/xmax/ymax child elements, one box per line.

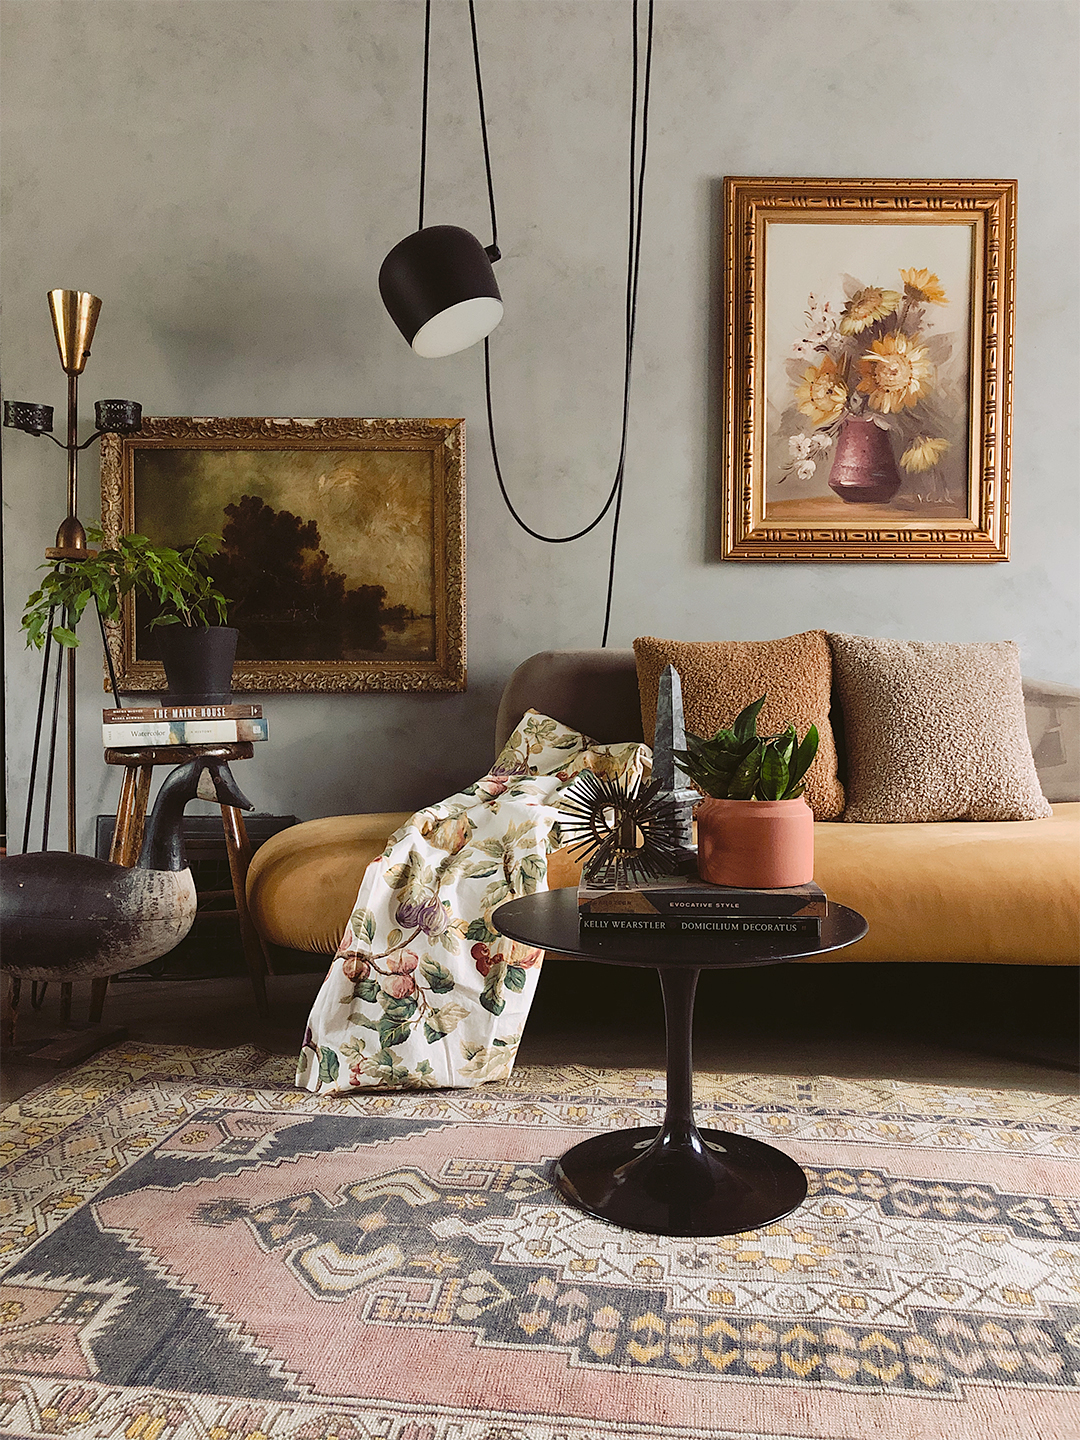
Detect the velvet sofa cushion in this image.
<box><xmin>828</xmin><ymin>635</ymin><xmax>1052</xmax><ymax>822</ymax></box>
<box><xmin>633</xmin><ymin>631</ymin><xmax>845</xmax><ymax>820</ymax></box>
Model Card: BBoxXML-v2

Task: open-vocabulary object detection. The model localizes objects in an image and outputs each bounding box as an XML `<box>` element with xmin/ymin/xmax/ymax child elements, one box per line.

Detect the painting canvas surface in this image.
<box><xmin>763</xmin><ymin>221</ymin><xmax>975</xmax><ymax>525</ymax></box>
<box><xmin>133</xmin><ymin>446</ymin><xmax>436</xmax><ymax>663</ymax></box>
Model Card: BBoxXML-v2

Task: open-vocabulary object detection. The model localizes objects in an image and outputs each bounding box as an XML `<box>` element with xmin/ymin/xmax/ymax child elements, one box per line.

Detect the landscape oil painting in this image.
<box><xmin>722</xmin><ymin>178</ymin><xmax>1015</xmax><ymax>562</ymax></box>
<box><xmin>101</xmin><ymin>417</ymin><xmax>466</xmax><ymax>692</ymax></box>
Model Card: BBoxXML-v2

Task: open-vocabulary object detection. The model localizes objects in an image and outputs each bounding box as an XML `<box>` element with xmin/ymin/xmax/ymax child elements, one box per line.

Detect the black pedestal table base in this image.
<box><xmin>492</xmin><ymin>891</ymin><xmax>867</xmax><ymax>1238</ymax></box>
<box><xmin>553</xmin><ymin>966</ymin><xmax>807</xmax><ymax>1236</ymax></box>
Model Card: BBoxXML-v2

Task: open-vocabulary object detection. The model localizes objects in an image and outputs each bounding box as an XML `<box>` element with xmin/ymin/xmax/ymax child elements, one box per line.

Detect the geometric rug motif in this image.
<box><xmin>2</xmin><ymin>1044</ymin><xmax>1079</xmax><ymax>1440</ymax></box>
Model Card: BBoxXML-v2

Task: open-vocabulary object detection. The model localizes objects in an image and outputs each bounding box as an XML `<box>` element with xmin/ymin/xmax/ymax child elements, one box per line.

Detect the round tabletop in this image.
<box><xmin>494</xmin><ymin>888</ymin><xmax>868</xmax><ymax>969</ymax></box>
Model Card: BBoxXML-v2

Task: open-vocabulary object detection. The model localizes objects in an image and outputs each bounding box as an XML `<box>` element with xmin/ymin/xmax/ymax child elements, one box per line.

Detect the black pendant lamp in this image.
<box><xmin>380</xmin><ymin>225</ymin><xmax>502</xmax><ymax>358</ymax></box>
<box><xmin>379</xmin><ymin>0</ymin><xmax>655</xmax><ymax>650</ymax></box>
<box><xmin>379</xmin><ymin>1</ymin><xmax>502</xmax><ymax>357</ymax></box>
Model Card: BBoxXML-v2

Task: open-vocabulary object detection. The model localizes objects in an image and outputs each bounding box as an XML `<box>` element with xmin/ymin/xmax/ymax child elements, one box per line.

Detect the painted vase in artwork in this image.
<box><xmin>828</xmin><ymin>417</ymin><xmax>902</xmax><ymax>505</ymax></box>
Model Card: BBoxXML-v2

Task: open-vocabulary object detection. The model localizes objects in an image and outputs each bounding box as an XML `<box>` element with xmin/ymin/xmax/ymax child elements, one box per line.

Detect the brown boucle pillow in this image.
<box><xmin>633</xmin><ymin>631</ymin><xmax>845</xmax><ymax>820</ymax></box>
<box><xmin>827</xmin><ymin>634</ymin><xmax>1052</xmax><ymax>822</ymax></box>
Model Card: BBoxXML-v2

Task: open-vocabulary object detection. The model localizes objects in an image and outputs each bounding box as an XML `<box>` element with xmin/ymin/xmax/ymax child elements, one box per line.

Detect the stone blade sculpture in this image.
<box><xmin>653</xmin><ymin>664</ymin><xmax>699</xmax><ymax>868</ymax></box>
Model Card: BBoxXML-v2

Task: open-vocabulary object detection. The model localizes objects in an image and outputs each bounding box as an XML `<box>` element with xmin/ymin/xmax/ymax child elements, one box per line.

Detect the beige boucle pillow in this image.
<box><xmin>634</xmin><ymin>631</ymin><xmax>845</xmax><ymax>820</ymax></box>
<box><xmin>827</xmin><ymin>634</ymin><xmax>1052</xmax><ymax>823</ymax></box>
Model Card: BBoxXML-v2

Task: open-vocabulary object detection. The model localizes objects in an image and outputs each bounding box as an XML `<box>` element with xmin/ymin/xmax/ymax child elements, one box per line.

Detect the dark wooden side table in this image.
<box><xmin>494</xmin><ymin>888</ymin><xmax>868</xmax><ymax>1238</ymax></box>
<box><xmin>97</xmin><ymin>741</ymin><xmax>272</xmax><ymax>1020</ymax></box>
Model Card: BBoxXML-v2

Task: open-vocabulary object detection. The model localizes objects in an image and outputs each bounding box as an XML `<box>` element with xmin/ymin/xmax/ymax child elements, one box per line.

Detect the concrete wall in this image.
<box><xmin>3</xmin><ymin>0</ymin><xmax>1077</xmax><ymax>849</ymax></box>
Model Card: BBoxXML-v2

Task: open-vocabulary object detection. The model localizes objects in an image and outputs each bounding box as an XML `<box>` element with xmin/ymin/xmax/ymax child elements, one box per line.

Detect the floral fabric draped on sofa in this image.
<box><xmin>297</xmin><ymin>712</ymin><xmax>650</xmax><ymax>1093</ymax></box>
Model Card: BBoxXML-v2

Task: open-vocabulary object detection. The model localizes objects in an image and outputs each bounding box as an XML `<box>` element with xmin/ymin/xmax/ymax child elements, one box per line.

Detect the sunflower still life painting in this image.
<box><xmin>780</xmin><ymin>264</ymin><xmax>960</xmax><ymax>511</ymax></box>
<box><xmin>722</xmin><ymin>178</ymin><xmax>1016</xmax><ymax>562</ymax></box>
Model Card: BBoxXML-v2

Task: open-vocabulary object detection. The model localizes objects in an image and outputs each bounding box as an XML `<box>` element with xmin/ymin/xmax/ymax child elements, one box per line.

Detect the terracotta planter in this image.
<box><xmin>696</xmin><ymin>797</ymin><xmax>814</xmax><ymax>889</ymax></box>
<box><xmin>828</xmin><ymin>416</ymin><xmax>902</xmax><ymax>505</ymax></box>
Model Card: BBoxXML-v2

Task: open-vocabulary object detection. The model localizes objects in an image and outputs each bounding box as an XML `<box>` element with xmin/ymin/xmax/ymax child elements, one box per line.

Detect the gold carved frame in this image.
<box><xmin>722</xmin><ymin>177</ymin><xmax>1016</xmax><ymax>561</ymax></box>
<box><xmin>100</xmin><ymin>416</ymin><xmax>466</xmax><ymax>692</ymax></box>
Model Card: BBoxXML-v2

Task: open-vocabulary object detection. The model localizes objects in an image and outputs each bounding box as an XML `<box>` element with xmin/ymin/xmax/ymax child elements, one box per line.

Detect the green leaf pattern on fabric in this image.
<box><xmin>295</xmin><ymin>709</ymin><xmax>650</xmax><ymax>1093</ymax></box>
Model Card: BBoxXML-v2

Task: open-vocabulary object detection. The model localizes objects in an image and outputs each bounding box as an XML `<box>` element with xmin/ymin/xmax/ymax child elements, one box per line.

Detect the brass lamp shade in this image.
<box><xmin>48</xmin><ymin>290</ymin><xmax>102</xmax><ymax>375</ymax></box>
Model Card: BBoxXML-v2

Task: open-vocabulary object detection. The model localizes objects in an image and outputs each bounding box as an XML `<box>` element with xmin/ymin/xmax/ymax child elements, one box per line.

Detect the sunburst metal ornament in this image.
<box><xmin>558</xmin><ymin>772</ymin><xmax>680</xmax><ymax>889</ymax></box>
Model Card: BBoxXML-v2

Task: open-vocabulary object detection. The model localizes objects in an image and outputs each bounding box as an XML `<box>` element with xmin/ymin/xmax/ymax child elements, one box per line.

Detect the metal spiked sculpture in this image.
<box><xmin>558</xmin><ymin>771</ymin><xmax>679</xmax><ymax>889</ymax></box>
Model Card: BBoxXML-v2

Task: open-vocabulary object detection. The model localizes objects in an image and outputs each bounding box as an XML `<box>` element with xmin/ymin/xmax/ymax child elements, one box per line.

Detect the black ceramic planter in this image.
<box><xmin>155</xmin><ymin>626</ymin><xmax>238</xmax><ymax>706</ymax></box>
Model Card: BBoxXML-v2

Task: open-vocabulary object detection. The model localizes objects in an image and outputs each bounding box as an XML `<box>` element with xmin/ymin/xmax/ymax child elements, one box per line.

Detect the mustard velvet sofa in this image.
<box><xmin>247</xmin><ymin>650</ymin><xmax>1080</xmax><ymax>968</ymax></box>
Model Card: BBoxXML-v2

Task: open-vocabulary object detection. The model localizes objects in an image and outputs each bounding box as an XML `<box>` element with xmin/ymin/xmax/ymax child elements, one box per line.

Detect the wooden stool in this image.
<box><xmin>95</xmin><ymin>741</ymin><xmax>272</xmax><ymax>1020</ymax></box>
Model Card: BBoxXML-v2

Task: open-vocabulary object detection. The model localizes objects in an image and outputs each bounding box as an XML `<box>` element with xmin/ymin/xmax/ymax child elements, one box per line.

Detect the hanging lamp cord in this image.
<box><xmin>466</xmin><ymin>0</ymin><xmax>655</xmax><ymax>646</ymax></box>
<box><xmin>418</xmin><ymin>0</ymin><xmax>432</xmax><ymax>230</ymax></box>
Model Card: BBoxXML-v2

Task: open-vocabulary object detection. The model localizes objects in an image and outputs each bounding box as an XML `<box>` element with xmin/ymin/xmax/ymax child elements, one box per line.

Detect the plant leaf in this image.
<box><xmin>727</xmin><ymin>745</ymin><xmax>763</xmax><ymax>799</ymax></box>
<box><xmin>786</xmin><ymin>724</ymin><xmax>820</xmax><ymax>792</ymax></box>
<box><xmin>379</xmin><ymin>1020</ymin><xmax>412</xmax><ymax>1050</ymax></box>
<box><xmin>419</xmin><ymin>955</ymin><xmax>456</xmax><ymax>993</ymax></box>
<box><xmin>732</xmin><ymin>695</ymin><xmax>766</xmax><ymax>743</ymax></box>
<box><xmin>480</xmin><ymin>962</ymin><xmax>506</xmax><ymax>1016</ymax></box>
<box><xmin>352</xmin><ymin>907</ymin><xmax>377</xmax><ymax>944</ymax></box>
<box><xmin>758</xmin><ymin>744</ymin><xmax>789</xmax><ymax>801</ymax></box>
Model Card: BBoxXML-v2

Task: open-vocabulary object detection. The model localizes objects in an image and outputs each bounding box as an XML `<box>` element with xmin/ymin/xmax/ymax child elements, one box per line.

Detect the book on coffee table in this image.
<box><xmin>577</xmin><ymin>872</ymin><xmax>826</xmax><ymax>937</ymax></box>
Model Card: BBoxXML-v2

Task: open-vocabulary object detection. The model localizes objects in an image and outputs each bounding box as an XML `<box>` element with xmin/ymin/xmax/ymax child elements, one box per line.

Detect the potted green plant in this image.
<box><xmin>21</xmin><ymin>526</ymin><xmax>236</xmax><ymax>703</ymax></box>
<box><xmin>674</xmin><ymin>695</ymin><xmax>819</xmax><ymax>888</ymax></box>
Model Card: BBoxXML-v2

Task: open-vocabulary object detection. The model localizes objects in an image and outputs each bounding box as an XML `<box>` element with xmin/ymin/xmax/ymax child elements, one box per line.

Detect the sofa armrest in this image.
<box><xmin>246</xmin><ymin>812</ymin><xmax>412</xmax><ymax>954</ymax></box>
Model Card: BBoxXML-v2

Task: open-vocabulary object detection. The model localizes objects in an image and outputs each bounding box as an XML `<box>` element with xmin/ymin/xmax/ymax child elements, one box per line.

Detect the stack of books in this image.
<box><xmin>577</xmin><ymin>871</ymin><xmax>827</xmax><ymax>939</ymax></box>
<box><xmin>102</xmin><ymin>703</ymin><xmax>268</xmax><ymax>749</ymax></box>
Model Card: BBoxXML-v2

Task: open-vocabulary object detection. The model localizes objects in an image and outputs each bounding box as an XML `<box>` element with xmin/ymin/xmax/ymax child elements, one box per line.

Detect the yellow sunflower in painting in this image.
<box><xmin>794</xmin><ymin>353</ymin><xmax>848</xmax><ymax>426</ymax></box>
<box><xmin>838</xmin><ymin>286</ymin><xmax>900</xmax><ymax>336</ymax></box>
<box><xmin>900</xmin><ymin>268</ymin><xmax>948</xmax><ymax>306</ymax></box>
<box><xmin>856</xmin><ymin>331</ymin><xmax>934</xmax><ymax>414</ymax></box>
<box><xmin>900</xmin><ymin>436</ymin><xmax>950</xmax><ymax>472</ymax></box>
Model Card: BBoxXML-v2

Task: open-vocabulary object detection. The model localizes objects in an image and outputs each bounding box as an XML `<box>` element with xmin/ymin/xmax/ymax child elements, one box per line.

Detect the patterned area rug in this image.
<box><xmin>1</xmin><ymin>1045</ymin><xmax>1078</xmax><ymax>1440</ymax></box>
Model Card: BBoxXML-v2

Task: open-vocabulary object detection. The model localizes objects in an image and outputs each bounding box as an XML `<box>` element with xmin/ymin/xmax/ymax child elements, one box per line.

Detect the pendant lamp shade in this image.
<box><xmin>379</xmin><ymin>225</ymin><xmax>503</xmax><ymax>358</ymax></box>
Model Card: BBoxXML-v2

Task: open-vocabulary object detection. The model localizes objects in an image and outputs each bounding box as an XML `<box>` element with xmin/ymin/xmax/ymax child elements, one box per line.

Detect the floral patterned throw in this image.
<box><xmin>297</xmin><ymin>711</ymin><xmax>650</xmax><ymax>1093</ymax></box>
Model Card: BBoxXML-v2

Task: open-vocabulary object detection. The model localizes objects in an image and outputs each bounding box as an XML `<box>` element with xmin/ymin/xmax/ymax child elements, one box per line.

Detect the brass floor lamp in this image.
<box><xmin>4</xmin><ymin>290</ymin><xmax>142</xmax><ymax>860</ymax></box>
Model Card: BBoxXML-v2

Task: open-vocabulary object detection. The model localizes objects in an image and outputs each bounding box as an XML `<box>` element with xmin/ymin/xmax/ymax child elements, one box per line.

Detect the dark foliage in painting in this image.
<box><xmin>138</xmin><ymin>496</ymin><xmax>411</xmax><ymax>662</ymax></box>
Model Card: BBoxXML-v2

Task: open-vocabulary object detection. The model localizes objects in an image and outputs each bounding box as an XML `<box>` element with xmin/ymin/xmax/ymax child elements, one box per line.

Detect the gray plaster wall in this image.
<box><xmin>3</xmin><ymin>0</ymin><xmax>1078</xmax><ymax>849</ymax></box>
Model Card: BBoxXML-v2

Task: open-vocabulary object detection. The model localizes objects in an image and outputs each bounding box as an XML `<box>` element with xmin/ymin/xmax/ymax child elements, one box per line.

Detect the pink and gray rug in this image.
<box><xmin>1</xmin><ymin>1044</ymin><xmax>1077</xmax><ymax>1439</ymax></box>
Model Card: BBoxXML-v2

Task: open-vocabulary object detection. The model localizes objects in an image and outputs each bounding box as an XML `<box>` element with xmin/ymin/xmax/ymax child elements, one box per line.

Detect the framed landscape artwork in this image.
<box><xmin>721</xmin><ymin>177</ymin><xmax>1016</xmax><ymax>561</ymax></box>
<box><xmin>101</xmin><ymin>416</ymin><xmax>466</xmax><ymax>692</ymax></box>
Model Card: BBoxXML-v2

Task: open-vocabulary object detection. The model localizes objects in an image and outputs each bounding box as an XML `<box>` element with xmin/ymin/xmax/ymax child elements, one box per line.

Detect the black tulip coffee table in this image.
<box><xmin>494</xmin><ymin>889</ymin><xmax>867</xmax><ymax>1238</ymax></box>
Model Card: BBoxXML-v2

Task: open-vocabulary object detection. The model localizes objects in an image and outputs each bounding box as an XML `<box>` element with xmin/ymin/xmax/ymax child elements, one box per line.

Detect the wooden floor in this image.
<box><xmin>3</xmin><ymin>955</ymin><xmax>1077</xmax><ymax>1103</ymax></box>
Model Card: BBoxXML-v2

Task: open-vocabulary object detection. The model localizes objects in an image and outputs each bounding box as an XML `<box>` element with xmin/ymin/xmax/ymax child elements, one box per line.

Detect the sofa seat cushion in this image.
<box><xmin>806</xmin><ymin>802</ymin><xmax>1078</xmax><ymax>964</ymax></box>
<box><xmin>548</xmin><ymin>805</ymin><xmax>1079</xmax><ymax>965</ymax></box>
<box><xmin>246</xmin><ymin>813</ymin><xmax>413</xmax><ymax>954</ymax></box>
<box><xmin>249</xmin><ymin>806</ymin><xmax>1078</xmax><ymax>967</ymax></box>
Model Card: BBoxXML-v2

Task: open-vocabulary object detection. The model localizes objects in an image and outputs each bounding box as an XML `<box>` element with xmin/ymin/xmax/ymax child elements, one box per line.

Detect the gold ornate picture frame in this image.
<box><xmin>101</xmin><ymin>416</ymin><xmax>466</xmax><ymax>692</ymax></box>
<box><xmin>722</xmin><ymin>177</ymin><xmax>1016</xmax><ymax>561</ymax></box>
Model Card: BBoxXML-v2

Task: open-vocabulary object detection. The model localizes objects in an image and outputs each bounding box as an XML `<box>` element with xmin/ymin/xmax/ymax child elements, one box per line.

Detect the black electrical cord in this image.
<box><xmin>466</xmin><ymin>0</ymin><xmax>655</xmax><ymax>645</ymax></box>
<box><xmin>418</xmin><ymin>0</ymin><xmax>432</xmax><ymax>230</ymax></box>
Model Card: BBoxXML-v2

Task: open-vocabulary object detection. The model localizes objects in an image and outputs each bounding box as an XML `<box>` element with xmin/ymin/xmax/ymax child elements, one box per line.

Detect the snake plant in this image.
<box><xmin>674</xmin><ymin>694</ymin><xmax>819</xmax><ymax>802</ymax></box>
